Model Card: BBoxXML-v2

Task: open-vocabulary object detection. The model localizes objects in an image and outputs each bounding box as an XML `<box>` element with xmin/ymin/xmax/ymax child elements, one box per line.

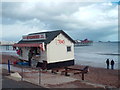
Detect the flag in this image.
<box><xmin>39</xmin><ymin>42</ymin><xmax>45</xmax><ymax>51</ymax></box>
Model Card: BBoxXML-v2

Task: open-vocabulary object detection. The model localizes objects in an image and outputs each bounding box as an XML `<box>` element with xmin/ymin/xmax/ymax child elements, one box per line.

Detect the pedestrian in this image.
<box><xmin>111</xmin><ymin>60</ymin><xmax>115</xmax><ymax>70</ymax></box>
<box><xmin>106</xmin><ymin>59</ymin><xmax>109</xmax><ymax>69</ymax></box>
<box><xmin>28</xmin><ymin>50</ymin><xmax>33</xmax><ymax>66</ymax></box>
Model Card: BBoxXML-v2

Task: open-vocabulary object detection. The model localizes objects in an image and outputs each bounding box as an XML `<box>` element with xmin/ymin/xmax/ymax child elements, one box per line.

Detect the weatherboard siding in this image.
<box><xmin>47</xmin><ymin>33</ymin><xmax>74</xmax><ymax>63</ymax></box>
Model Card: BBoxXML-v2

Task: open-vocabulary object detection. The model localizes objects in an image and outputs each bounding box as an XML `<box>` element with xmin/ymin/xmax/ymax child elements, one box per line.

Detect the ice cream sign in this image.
<box><xmin>22</xmin><ymin>33</ymin><xmax>46</xmax><ymax>41</ymax></box>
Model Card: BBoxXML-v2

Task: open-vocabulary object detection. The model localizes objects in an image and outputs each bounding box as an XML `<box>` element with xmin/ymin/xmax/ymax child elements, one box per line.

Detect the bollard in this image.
<box><xmin>8</xmin><ymin>60</ymin><xmax>10</xmax><ymax>73</ymax></box>
<box><xmin>39</xmin><ymin>68</ymin><xmax>41</xmax><ymax>85</ymax></box>
<box><xmin>21</xmin><ymin>61</ymin><xmax>23</xmax><ymax>81</ymax></box>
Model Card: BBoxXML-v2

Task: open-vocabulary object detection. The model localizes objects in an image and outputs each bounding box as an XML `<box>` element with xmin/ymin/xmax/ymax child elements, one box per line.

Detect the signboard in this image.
<box><xmin>56</xmin><ymin>39</ymin><xmax>65</xmax><ymax>44</ymax></box>
<box><xmin>22</xmin><ymin>33</ymin><xmax>46</xmax><ymax>41</ymax></box>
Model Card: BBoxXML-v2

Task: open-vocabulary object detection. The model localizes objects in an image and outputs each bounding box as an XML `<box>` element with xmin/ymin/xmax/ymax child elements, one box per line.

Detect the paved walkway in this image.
<box><xmin>2</xmin><ymin>76</ymin><xmax>44</xmax><ymax>88</ymax></box>
<box><xmin>1</xmin><ymin>64</ymin><xmax>77</xmax><ymax>88</ymax></box>
<box><xmin>1</xmin><ymin>69</ymin><xmax>48</xmax><ymax>89</ymax></box>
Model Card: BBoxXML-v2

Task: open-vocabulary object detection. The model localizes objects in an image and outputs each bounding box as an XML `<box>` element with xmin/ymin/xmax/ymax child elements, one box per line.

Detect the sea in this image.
<box><xmin>0</xmin><ymin>42</ymin><xmax>119</xmax><ymax>69</ymax></box>
<box><xmin>75</xmin><ymin>42</ymin><xmax>119</xmax><ymax>69</ymax></box>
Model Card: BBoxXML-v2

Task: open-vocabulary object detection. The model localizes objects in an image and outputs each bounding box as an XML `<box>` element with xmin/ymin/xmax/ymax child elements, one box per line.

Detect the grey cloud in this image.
<box><xmin>2</xmin><ymin>2</ymin><xmax>118</xmax><ymax>41</ymax></box>
<box><xmin>2</xmin><ymin>2</ymin><xmax>80</xmax><ymax>21</ymax></box>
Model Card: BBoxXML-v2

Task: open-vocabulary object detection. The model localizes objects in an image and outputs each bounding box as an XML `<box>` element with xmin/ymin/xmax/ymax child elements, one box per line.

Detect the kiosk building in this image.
<box><xmin>14</xmin><ymin>30</ymin><xmax>75</xmax><ymax>69</ymax></box>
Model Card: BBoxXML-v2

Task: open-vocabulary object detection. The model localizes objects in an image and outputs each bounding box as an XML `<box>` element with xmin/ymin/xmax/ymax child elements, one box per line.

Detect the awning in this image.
<box><xmin>13</xmin><ymin>43</ymin><xmax>45</xmax><ymax>51</ymax></box>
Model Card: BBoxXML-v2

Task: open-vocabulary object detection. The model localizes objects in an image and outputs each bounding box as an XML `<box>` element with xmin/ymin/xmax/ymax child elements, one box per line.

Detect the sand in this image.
<box><xmin>1</xmin><ymin>54</ymin><xmax>120</xmax><ymax>88</ymax></box>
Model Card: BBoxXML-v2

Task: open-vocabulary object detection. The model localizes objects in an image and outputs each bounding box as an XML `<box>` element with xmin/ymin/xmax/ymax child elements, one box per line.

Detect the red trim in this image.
<box><xmin>13</xmin><ymin>43</ymin><xmax>42</xmax><ymax>47</ymax></box>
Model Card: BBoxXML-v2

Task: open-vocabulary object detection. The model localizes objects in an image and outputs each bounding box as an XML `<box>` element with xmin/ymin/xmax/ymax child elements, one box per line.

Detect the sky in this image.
<box><xmin>1</xmin><ymin>0</ymin><xmax>119</xmax><ymax>42</ymax></box>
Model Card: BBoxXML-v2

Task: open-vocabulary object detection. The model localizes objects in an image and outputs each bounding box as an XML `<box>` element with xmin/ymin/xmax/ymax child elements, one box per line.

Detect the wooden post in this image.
<box><xmin>39</xmin><ymin>68</ymin><xmax>41</xmax><ymax>85</ymax></box>
<box><xmin>82</xmin><ymin>72</ymin><xmax>84</xmax><ymax>80</ymax></box>
<box><xmin>51</xmin><ymin>69</ymin><xmax>54</xmax><ymax>73</ymax></box>
<box><xmin>65</xmin><ymin>67</ymin><xmax>68</xmax><ymax>76</ymax></box>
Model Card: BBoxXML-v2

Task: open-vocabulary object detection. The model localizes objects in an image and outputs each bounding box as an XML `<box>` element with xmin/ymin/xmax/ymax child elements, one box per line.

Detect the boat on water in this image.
<box><xmin>74</xmin><ymin>39</ymin><xmax>93</xmax><ymax>46</ymax></box>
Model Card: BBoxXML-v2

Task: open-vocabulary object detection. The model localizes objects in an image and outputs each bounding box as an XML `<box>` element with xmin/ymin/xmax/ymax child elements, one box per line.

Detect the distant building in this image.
<box><xmin>13</xmin><ymin>30</ymin><xmax>75</xmax><ymax>69</ymax></box>
<box><xmin>0</xmin><ymin>41</ymin><xmax>15</xmax><ymax>45</ymax></box>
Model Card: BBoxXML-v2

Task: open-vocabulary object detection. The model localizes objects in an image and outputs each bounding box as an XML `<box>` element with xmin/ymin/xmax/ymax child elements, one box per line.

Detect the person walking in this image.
<box><xmin>106</xmin><ymin>59</ymin><xmax>109</xmax><ymax>69</ymax></box>
<box><xmin>28</xmin><ymin>50</ymin><xmax>33</xmax><ymax>66</ymax></box>
<box><xmin>111</xmin><ymin>60</ymin><xmax>115</xmax><ymax>70</ymax></box>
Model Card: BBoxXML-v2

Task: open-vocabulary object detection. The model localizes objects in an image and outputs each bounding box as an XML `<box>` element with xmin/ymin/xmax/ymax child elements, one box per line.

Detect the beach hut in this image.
<box><xmin>13</xmin><ymin>30</ymin><xmax>75</xmax><ymax>69</ymax></box>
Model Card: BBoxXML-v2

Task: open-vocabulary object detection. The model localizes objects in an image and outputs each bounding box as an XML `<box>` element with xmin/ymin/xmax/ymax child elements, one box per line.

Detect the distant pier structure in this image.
<box><xmin>74</xmin><ymin>39</ymin><xmax>93</xmax><ymax>46</ymax></box>
<box><xmin>0</xmin><ymin>41</ymin><xmax>15</xmax><ymax>50</ymax></box>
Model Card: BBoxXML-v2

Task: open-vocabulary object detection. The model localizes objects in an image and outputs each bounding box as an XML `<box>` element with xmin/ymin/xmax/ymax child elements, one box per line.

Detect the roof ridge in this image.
<box><xmin>18</xmin><ymin>30</ymin><xmax>75</xmax><ymax>44</ymax></box>
<box><xmin>29</xmin><ymin>30</ymin><xmax>63</xmax><ymax>35</ymax></box>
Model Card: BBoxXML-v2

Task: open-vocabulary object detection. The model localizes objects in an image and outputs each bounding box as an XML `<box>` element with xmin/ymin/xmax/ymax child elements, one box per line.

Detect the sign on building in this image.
<box><xmin>22</xmin><ymin>33</ymin><xmax>46</xmax><ymax>41</ymax></box>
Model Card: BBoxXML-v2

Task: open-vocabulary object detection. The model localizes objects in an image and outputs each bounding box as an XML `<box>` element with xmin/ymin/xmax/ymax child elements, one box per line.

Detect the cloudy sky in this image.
<box><xmin>1</xmin><ymin>0</ymin><xmax>119</xmax><ymax>42</ymax></box>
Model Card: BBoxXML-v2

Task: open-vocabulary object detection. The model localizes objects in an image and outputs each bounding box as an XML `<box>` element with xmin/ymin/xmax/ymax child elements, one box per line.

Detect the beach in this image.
<box><xmin>1</xmin><ymin>54</ymin><xmax>119</xmax><ymax>88</ymax></box>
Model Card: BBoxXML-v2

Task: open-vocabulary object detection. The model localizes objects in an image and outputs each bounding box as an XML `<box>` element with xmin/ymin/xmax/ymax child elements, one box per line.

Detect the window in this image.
<box><xmin>67</xmin><ymin>46</ymin><xmax>71</xmax><ymax>52</ymax></box>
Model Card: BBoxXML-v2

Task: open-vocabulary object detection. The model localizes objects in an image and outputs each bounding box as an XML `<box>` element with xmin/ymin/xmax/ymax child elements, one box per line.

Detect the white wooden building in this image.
<box><xmin>14</xmin><ymin>30</ymin><xmax>75</xmax><ymax>69</ymax></box>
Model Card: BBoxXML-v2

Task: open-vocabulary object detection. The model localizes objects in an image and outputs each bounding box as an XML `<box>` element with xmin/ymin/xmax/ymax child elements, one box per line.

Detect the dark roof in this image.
<box><xmin>18</xmin><ymin>30</ymin><xmax>75</xmax><ymax>44</ymax></box>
